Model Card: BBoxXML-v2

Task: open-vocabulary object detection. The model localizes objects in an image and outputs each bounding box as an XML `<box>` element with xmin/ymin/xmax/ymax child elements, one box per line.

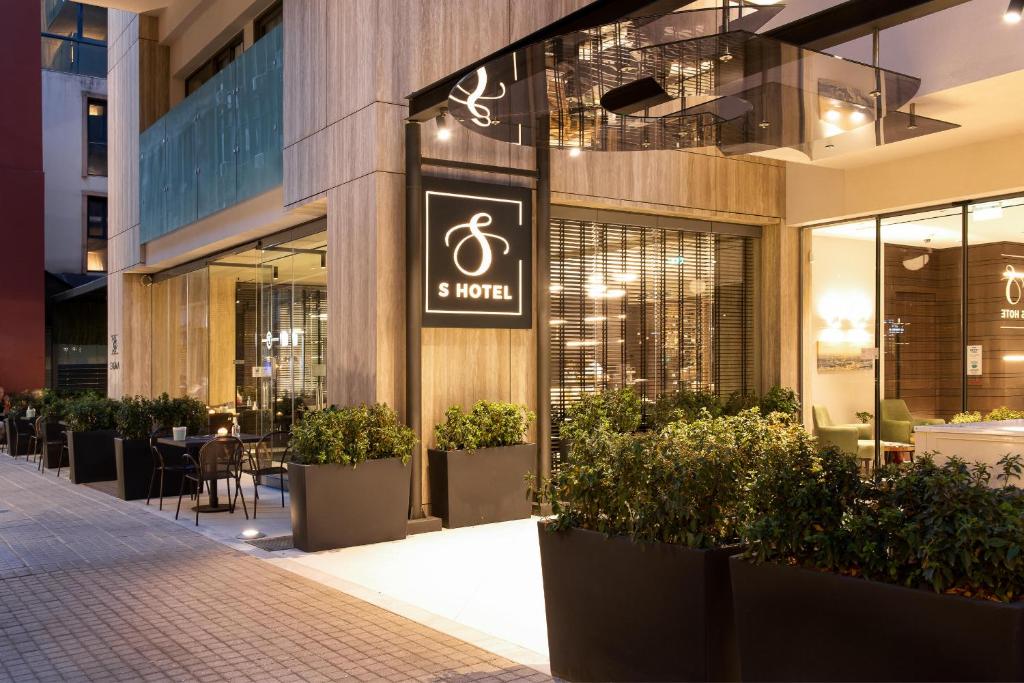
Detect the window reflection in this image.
<box><xmin>151</xmin><ymin>227</ymin><xmax>327</xmax><ymax>435</ymax></box>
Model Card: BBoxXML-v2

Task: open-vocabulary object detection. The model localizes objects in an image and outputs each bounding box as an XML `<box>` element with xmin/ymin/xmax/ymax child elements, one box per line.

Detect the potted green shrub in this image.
<box><xmin>731</xmin><ymin>450</ymin><xmax>1024</xmax><ymax>682</ymax></box>
<box><xmin>538</xmin><ymin>409</ymin><xmax>804</xmax><ymax>682</ymax></box>
<box><xmin>428</xmin><ymin>401</ymin><xmax>536</xmax><ymax>528</ymax></box>
<box><xmin>113</xmin><ymin>396</ymin><xmax>158</xmax><ymax>500</ymax></box>
<box><xmin>289</xmin><ymin>403</ymin><xmax>415</xmax><ymax>552</ymax></box>
<box><xmin>559</xmin><ymin>387</ymin><xmax>642</xmax><ymax>458</ymax></box>
<box><xmin>65</xmin><ymin>393</ymin><xmax>120</xmax><ymax>484</ymax></box>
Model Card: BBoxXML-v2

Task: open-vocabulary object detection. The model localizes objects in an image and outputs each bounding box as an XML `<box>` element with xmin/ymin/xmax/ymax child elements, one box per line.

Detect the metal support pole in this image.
<box><xmin>536</xmin><ymin>143</ymin><xmax>552</xmax><ymax>505</ymax></box>
<box><xmin>961</xmin><ymin>203</ymin><xmax>969</xmax><ymax>412</ymax></box>
<box><xmin>873</xmin><ymin>215</ymin><xmax>882</xmax><ymax>472</ymax></box>
<box><xmin>405</xmin><ymin>121</ymin><xmax>424</xmax><ymax>519</ymax></box>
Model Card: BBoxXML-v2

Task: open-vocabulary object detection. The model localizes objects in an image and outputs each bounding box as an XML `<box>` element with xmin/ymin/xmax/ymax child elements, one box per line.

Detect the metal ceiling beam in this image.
<box><xmin>764</xmin><ymin>0</ymin><xmax>974</xmax><ymax>50</ymax></box>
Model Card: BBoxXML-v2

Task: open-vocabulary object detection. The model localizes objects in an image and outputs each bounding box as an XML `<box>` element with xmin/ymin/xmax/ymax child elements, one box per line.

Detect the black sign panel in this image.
<box><xmin>422</xmin><ymin>176</ymin><xmax>532</xmax><ymax>329</ymax></box>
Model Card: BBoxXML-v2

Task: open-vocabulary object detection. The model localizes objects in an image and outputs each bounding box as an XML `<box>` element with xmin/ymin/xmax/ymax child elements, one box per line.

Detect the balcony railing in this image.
<box><xmin>140</xmin><ymin>25</ymin><xmax>283</xmax><ymax>244</ymax></box>
<box><xmin>41</xmin><ymin>35</ymin><xmax>106</xmax><ymax>77</ymax></box>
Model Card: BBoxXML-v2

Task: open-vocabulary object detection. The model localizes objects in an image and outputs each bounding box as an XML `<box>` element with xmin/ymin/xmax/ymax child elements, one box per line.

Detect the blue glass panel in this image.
<box><xmin>140</xmin><ymin>26</ymin><xmax>282</xmax><ymax>244</ymax></box>
<box><xmin>236</xmin><ymin>25</ymin><xmax>283</xmax><ymax>201</ymax></box>
<box><xmin>139</xmin><ymin>119</ymin><xmax>166</xmax><ymax>244</ymax></box>
<box><xmin>196</xmin><ymin>60</ymin><xmax>238</xmax><ymax>218</ymax></box>
<box><xmin>162</xmin><ymin>100</ymin><xmax>198</xmax><ymax>232</ymax></box>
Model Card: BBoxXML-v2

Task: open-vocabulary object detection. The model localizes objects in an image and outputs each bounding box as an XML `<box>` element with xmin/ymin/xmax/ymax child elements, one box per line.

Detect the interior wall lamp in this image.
<box><xmin>1006</xmin><ymin>0</ymin><xmax>1024</xmax><ymax>24</ymax></box>
<box><xmin>436</xmin><ymin>108</ymin><xmax>452</xmax><ymax>141</ymax></box>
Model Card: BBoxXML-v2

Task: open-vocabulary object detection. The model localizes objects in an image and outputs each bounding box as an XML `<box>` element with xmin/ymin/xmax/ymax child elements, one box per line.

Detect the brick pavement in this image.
<box><xmin>0</xmin><ymin>455</ymin><xmax>551</xmax><ymax>682</ymax></box>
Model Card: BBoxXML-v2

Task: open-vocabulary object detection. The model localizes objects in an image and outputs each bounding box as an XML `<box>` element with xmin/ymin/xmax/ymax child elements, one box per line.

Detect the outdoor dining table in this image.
<box><xmin>157</xmin><ymin>433</ymin><xmax>260</xmax><ymax>512</ymax></box>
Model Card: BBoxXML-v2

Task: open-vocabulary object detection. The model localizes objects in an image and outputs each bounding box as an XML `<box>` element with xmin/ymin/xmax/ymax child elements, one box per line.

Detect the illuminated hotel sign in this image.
<box><xmin>423</xmin><ymin>177</ymin><xmax>532</xmax><ymax>329</ymax></box>
<box><xmin>1002</xmin><ymin>264</ymin><xmax>1024</xmax><ymax>321</ymax></box>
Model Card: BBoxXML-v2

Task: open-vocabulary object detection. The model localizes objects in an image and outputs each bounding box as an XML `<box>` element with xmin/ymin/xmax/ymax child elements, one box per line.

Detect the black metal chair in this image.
<box><xmin>54</xmin><ymin>430</ymin><xmax>70</xmax><ymax>478</ymax></box>
<box><xmin>34</xmin><ymin>419</ymin><xmax>60</xmax><ymax>473</ymax></box>
<box><xmin>176</xmin><ymin>436</ymin><xmax>248</xmax><ymax>526</ymax></box>
<box><xmin>27</xmin><ymin>416</ymin><xmax>45</xmax><ymax>465</ymax></box>
<box><xmin>147</xmin><ymin>427</ymin><xmax>192</xmax><ymax>510</ymax></box>
<box><xmin>240</xmin><ymin>430</ymin><xmax>291</xmax><ymax>517</ymax></box>
<box><xmin>8</xmin><ymin>417</ymin><xmax>31</xmax><ymax>459</ymax></box>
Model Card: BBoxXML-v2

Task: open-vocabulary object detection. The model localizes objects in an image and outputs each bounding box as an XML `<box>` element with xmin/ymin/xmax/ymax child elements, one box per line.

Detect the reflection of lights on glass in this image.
<box><xmin>550</xmin><ymin>319</ymin><xmax>567</xmax><ymax>326</ymax></box>
<box><xmin>612</xmin><ymin>272</ymin><xmax>638</xmax><ymax>283</ymax></box>
<box><xmin>584</xmin><ymin>316</ymin><xmax>606</xmax><ymax>323</ymax></box>
<box><xmin>605</xmin><ymin>289</ymin><xmax>627</xmax><ymax>298</ymax></box>
<box><xmin>587</xmin><ymin>284</ymin><xmax>608</xmax><ymax>298</ymax></box>
<box><xmin>850</xmin><ymin>110</ymin><xmax>867</xmax><ymax>124</ymax></box>
<box><xmin>1003</xmin><ymin>355</ymin><xmax>1024</xmax><ymax>362</ymax></box>
<box><xmin>568</xmin><ymin>147</ymin><xmax>582</xmax><ymax>158</ymax></box>
<box><xmin>824</xmin><ymin>109</ymin><xmax>841</xmax><ymax>122</ymax></box>
<box><xmin>973</xmin><ymin>201</ymin><xmax>1003</xmax><ymax>222</ymax></box>
<box><xmin>566</xmin><ymin>340</ymin><xmax>599</xmax><ymax>347</ymax></box>
<box><xmin>550</xmin><ymin>283</ymin><xmax>563</xmax><ymax>293</ymax></box>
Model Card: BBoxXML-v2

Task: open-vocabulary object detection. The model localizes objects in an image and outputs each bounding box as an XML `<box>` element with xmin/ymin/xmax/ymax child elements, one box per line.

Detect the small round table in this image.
<box><xmin>882</xmin><ymin>443</ymin><xmax>915</xmax><ymax>465</ymax></box>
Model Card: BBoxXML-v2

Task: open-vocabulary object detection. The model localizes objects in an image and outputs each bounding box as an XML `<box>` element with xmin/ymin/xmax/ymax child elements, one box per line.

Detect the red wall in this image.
<box><xmin>0</xmin><ymin>0</ymin><xmax>45</xmax><ymax>391</ymax></box>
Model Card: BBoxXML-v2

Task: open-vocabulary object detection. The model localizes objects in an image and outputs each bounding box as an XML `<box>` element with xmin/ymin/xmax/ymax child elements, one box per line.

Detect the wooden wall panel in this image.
<box><xmin>374</xmin><ymin>172</ymin><xmax>406</xmax><ymax>413</ymax></box>
<box><xmin>327</xmin><ymin>176</ymin><xmax>378</xmax><ymax>406</ymax></box>
<box><xmin>208</xmin><ymin>269</ymin><xmax>238</xmax><ymax>407</ymax></box>
<box><xmin>510</xmin><ymin>0</ymin><xmax>592</xmax><ymax>41</ymax></box>
<box><xmin>326</xmin><ymin>0</ymin><xmax>377</xmax><ymax>124</ymax></box>
<box><xmin>759</xmin><ymin>221</ymin><xmax>799</xmax><ymax>392</ymax></box>
<box><xmin>283</xmin><ymin>0</ymin><xmax>327</xmax><ymax>147</ymax></box>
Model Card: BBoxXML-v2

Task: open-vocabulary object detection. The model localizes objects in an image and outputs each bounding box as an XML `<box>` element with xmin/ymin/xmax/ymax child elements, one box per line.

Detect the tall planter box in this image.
<box><xmin>730</xmin><ymin>557</ymin><xmax>1024</xmax><ymax>682</ymax></box>
<box><xmin>67</xmin><ymin>430</ymin><xmax>118</xmax><ymax>484</ymax></box>
<box><xmin>539</xmin><ymin>522</ymin><xmax>738</xmax><ymax>682</ymax></box>
<box><xmin>115</xmin><ymin>438</ymin><xmax>151</xmax><ymax>499</ymax></box>
<box><xmin>427</xmin><ymin>443</ymin><xmax>536</xmax><ymax>528</ymax></box>
<box><xmin>290</xmin><ymin>458</ymin><xmax>410</xmax><ymax>552</ymax></box>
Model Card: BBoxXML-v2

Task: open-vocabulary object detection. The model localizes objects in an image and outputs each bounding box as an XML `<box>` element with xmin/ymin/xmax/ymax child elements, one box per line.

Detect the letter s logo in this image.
<box><xmin>444</xmin><ymin>212</ymin><xmax>510</xmax><ymax>277</ymax></box>
<box><xmin>1006</xmin><ymin>265</ymin><xmax>1023</xmax><ymax>305</ymax></box>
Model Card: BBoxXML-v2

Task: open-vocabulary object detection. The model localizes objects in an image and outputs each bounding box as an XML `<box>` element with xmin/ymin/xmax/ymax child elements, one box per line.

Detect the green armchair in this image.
<box><xmin>812</xmin><ymin>406</ymin><xmax>874</xmax><ymax>469</ymax></box>
<box><xmin>879</xmin><ymin>399</ymin><xmax>945</xmax><ymax>444</ymax></box>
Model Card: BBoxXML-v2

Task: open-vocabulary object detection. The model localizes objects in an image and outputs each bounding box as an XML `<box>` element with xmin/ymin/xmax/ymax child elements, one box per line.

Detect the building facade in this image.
<box><xmin>42</xmin><ymin>0</ymin><xmax>110</xmax><ymax>391</ymax></box>
<box><xmin>97</xmin><ymin>0</ymin><xmax>1024</xmax><ymax>513</ymax></box>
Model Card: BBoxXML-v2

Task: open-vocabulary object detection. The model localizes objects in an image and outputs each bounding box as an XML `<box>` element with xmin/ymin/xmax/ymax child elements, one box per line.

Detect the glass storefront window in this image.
<box><xmin>803</xmin><ymin>193</ymin><xmax>1024</xmax><ymax>470</ymax></box>
<box><xmin>803</xmin><ymin>220</ymin><xmax>878</xmax><ymax>470</ymax></box>
<box><xmin>151</xmin><ymin>225</ymin><xmax>327</xmax><ymax>434</ymax></box>
<box><xmin>549</xmin><ymin>216</ymin><xmax>757</xmax><ymax>447</ymax></box>
<box><xmin>967</xmin><ymin>197</ymin><xmax>1024</xmax><ymax>414</ymax></box>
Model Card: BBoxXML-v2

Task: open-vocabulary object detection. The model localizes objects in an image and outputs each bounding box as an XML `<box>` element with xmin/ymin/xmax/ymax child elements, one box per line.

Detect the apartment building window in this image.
<box><xmin>85</xmin><ymin>195</ymin><xmax>108</xmax><ymax>273</ymax></box>
<box><xmin>185</xmin><ymin>34</ymin><xmax>244</xmax><ymax>97</ymax></box>
<box><xmin>255</xmin><ymin>1</ymin><xmax>283</xmax><ymax>40</ymax></box>
<box><xmin>86</xmin><ymin>98</ymin><xmax>107</xmax><ymax>176</ymax></box>
<box><xmin>41</xmin><ymin>1</ymin><xmax>107</xmax><ymax>77</ymax></box>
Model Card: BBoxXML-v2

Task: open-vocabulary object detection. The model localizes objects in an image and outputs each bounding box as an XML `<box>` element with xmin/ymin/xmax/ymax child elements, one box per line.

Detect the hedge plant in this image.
<box><xmin>115</xmin><ymin>396</ymin><xmax>154</xmax><ymax>441</ymax></box>
<box><xmin>65</xmin><ymin>393</ymin><xmax>119</xmax><ymax>432</ymax></box>
<box><xmin>741</xmin><ymin>447</ymin><xmax>1024</xmax><ymax>602</ymax></box>
<box><xmin>559</xmin><ymin>387</ymin><xmax>642</xmax><ymax>443</ymax></box>
<box><xmin>649</xmin><ymin>385</ymin><xmax>801</xmax><ymax>430</ymax></box>
<box><xmin>149</xmin><ymin>393</ymin><xmax>207</xmax><ymax>434</ymax></box>
<box><xmin>542</xmin><ymin>409</ymin><xmax>805</xmax><ymax>549</ymax></box>
<box><xmin>950</xmin><ymin>407</ymin><xmax>1024</xmax><ymax>424</ymax></box>
<box><xmin>433</xmin><ymin>400</ymin><xmax>535</xmax><ymax>451</ymax></box>
<box><xmin>290</xmin><ymin>404</ymin><xmax>415</xmax><ymax>466</ymax></box>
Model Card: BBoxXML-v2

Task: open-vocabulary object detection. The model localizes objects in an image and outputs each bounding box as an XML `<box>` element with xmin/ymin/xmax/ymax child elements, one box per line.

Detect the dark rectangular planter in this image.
<box><xmin>428</xmin><ymin>443</ymin><xmax>536</xmax><ymax>528</ymax></box>
<box><xmin>67</xmin><ymin>430</ymin><xmax>118</xmax><ymax>484</ymax></box>
<box><xmin>539</xmin><ymin>522</ymin><xmax>739</xmax><ymax>682</ymax></box>
<box><xmin>290</xmin><ymin>458</ymin><xmax>410</xmax><ymax>552</ymax></box>
<box><xmin>730</xmin><ymin>557</ymin><xmax>1024</xmax><ymax>682</ymax></box>
<box><xmin>115</xmin><ymin>438</ymin><xmax>151</xmax><ymax>500</ymax></box>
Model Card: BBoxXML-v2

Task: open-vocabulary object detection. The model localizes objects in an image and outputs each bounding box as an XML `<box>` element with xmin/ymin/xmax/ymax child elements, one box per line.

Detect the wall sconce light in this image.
<box><xmin>569</xmin><ymin>146</ymin><xmax>582</xmax><ymax>158</ymax></box>
<box><xmin>436</xmin><ymin>108</ymin><xmax>452</xmax><ymax>141</ymax></box>
<box><xmin>1005</xmin><ymin>0</ymin><xmax>1023</xmax><ymax>24</ymax></box>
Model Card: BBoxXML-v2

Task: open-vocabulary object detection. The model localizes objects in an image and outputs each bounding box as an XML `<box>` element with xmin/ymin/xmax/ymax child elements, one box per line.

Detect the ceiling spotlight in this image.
<box><xmin>1005</xmin><ymin>0</ymin><xmax>1024</xmax><ymax>23</ymax></box>
<box><xmin>758</xmin><ymin>120</ymin><xmax>771</xmax><ymax>129</ymax></box>
<box><xmin>824</xmin><ymin>109</ymin><xmax>841</xmax><ymax>122</ymax></box>
<box><xmin>719</xmin><ymin>45</ymin><xmax>733</xmax><ymax>63</ymax></box>
<box><xmin>435</xmin><ymin>108</ymin><xmax>452</xmax><ymax>141</ymax></box>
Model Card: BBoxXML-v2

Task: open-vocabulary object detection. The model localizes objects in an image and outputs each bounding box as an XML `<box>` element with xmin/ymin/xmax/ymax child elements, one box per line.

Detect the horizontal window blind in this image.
<box><xmin>550</xmin><ymin>217</ymin><xmax>756</xmax><ymax>455</ymax></box>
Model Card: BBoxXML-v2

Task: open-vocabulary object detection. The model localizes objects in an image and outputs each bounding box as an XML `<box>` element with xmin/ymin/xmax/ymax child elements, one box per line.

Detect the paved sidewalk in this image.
<box><xmin>0</xmin><ymin>455</ymin><xmax>550</xmax><ymax>682</ymax></box>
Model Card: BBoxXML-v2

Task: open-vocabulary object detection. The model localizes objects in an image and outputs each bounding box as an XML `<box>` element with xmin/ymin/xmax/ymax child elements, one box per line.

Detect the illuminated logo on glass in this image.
<box><xmin>423</xmin><ymin>177</ymin><xmax>532</xmax><ymax>329</ymax></box>
<box><xmin>449</xmin><ymin>67</ymin><xmax>507</xmax><ymax>128</ymax></box>
<box><xmin>1005</xmin><ymin>265</ymin><xmax>1023</xmax><ymax>306</ymax></box>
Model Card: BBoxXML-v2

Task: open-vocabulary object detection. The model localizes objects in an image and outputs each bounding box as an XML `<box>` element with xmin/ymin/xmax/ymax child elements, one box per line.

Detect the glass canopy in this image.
<box><xmin>446</xmin><ymin>3</ymin><xmax>957</xmax><ymax>158</ymax></box>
